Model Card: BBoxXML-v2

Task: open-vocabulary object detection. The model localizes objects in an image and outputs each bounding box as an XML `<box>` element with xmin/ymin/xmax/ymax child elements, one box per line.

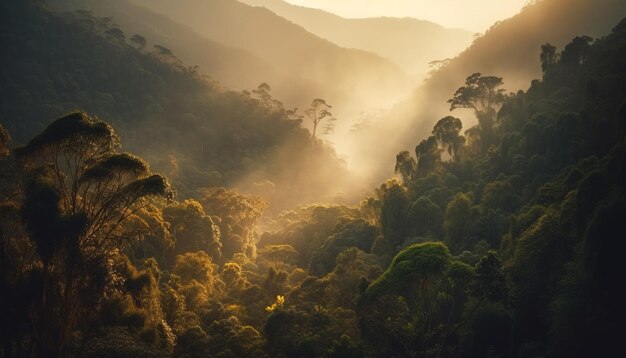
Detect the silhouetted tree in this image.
<box><xmin>432</xmin><ymin>116</ymin><xmax>465</xmax><ymax>161</ymax></box>
<box><xmin>306</xmin><ymin>98</ymin><xmax>336</xmax><ymax>138</ymax></box>
<box><xmin>540</xmin><ymin>43</ymin><xmax>557</xmax><ymax>73</ymax></box>
<box><xmin>560</xmin><ymin>35</ymin><xmax>593</xmax><ymax>66</ymax></box>
<box><xmin>415</xmin><ymin>136</ymin><xmax>441</xmax><ymax>175</ymax></box>
<box><xmin>449</xmin><ymin>73</ymin><xmax>506</xmax><ymax>152</ymax></box>
<box><xmin>104</xmin><ymin>27</ymin><xmax>125</xmax><ymax>42</ymax></box>
<box><xmin>130</xmin><ymin>34</ymin><xmax>147</xmax><ymax>49</ymax></box>
<box><xmin>394</xmin><ymin>150</ymin><xmax>416</xmax><ymax>183</ymax></box>
<box><xmin>15</xmin><ymin>112</ymin><xmax>173</xmax><ymax>356</ymax></box>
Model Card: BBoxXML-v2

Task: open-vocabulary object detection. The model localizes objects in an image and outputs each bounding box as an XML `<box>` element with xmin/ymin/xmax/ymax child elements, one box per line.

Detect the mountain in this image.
<box><xmin>130</xmin><ymin>0</ymin><xmax>411</xmax><ymax>112</ymax></box>
<box><xmin>348</xmin><ymin>0</ymin><xmax>626</xmax><ymax>183</ymax></box>
<box><xmin>240</xmin><ymin>0</ymin><xmax>475</xmax><ymax>76</ymax></box>
<box><xmin>426</xmin><ymin>0</ymin><xmax>626</xmax><ymax>95</ymax></box>
<box><xmin>48</xmin><ymin>0</ymin><xmax>324</xmax><ymax>107</ymax></box>
<box><xmin>0</xmin><ymin>1</ymin><xmax>355</xmax><ymax>211</ymax></box>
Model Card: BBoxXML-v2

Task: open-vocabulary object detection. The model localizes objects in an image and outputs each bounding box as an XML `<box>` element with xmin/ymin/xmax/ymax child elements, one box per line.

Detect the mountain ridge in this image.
<box><xmin>239</xmin><ymin>0</ymin><xmax>475</xmax><ymax>76</ymax></box>
<box><xmin>346</xmin><ymin>0</ymin><xmax>626</xmax><ymax>184</ymax></box>
<box><xmin>130</xmin><ymin>0</ymin><xmax>412</xmax><ymax>113</ymax></box>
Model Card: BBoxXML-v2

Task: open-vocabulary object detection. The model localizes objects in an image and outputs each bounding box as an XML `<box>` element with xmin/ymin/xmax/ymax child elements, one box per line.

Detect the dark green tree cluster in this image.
<box><xmin>379</xmin><ymin>18</ymin><xmax>626</xmax><ymax>357</ymax></box>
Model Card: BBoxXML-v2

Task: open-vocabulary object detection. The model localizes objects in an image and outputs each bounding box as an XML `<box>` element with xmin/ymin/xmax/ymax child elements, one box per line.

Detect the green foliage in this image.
<box><xmin>432</xmin><ymin>116</ymin><xmax>465</xmax><ymax>161</ymax></box>
<box><xmin>308</xmin><ymin>218</ymin><xmax>377</xmax><ymax>276</ymax></box>
<box><xmin>327</xmin><ymin>248</ymin><xmax>382</xmax><ymax>308</ymax></box>
<box><xmin>258</xmin><ymin>244</ymin><xmax>298</xmax><ymax>270</ymax></box>
<box><xmin>199</xmin><ymin>187</ymin><xmax>265</xmax><ymax>259</ymax></box>
<box><xmin>448</xmin><ymin>73</ymin><xmax>506</xmax><ymax>113</ymax></box>
<box><xmin>8</xmin><ymin>111</ymin><xmax>172</xmax><ymax>356</ymax></box>
<box><xmin>407</xmin><ymin>196</ymin><xmax>444</xmax><ymax>239</ymax></box>
<box><xmin>259</xmin><ymin>204</ymin><xmax>361</xmax><ymax>268</ymax></box>
<box><xmin>2</xmin><ymin>3</ymin><xmax>626</xmax><ymax>357</ymax></box>
<box><xmin>366</xmin><ymin>242</ymin><xmax>451</xmax><ymax>301</ymax></box>
<box><xmin>162</xmin><ymin>200</ymin><xmax>222</xmax><ymax>264</ymax></box>
<box><xmin>381</xmin><ymin>18</ymin><xmax>626</xmax><ymax>356</ymax></box>
<box><xmin>375</xmin><ymin>180</ymin><xmax>411</xmax><ymax>259</ymax></box>
<box><xmin>415</xmin><ymin>136</ymin><xmax>441</xmax><ymax>175</ymax></box>
<box><xmin>443</xmin><ymin>193</ymin><xmax>475</xmax><ymax>253</ymax></box>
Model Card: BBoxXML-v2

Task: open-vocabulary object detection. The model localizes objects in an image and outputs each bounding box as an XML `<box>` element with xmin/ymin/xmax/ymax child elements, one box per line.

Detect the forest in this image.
<box><xmin>1</xmin><ymin>0</ymin><xmax>625</xmax><ymax>357</ymax></box>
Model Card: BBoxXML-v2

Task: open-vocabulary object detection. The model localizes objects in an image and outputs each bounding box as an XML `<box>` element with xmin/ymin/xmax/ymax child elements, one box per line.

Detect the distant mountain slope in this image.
<box><xmin>348</xmin><ymin>0</ymin><xmax>626</xmax><ymax>183</ymax></box>
<box><xmin>48</xmin><ymin>0</ymin><xmax>325</xmax><ymax>107</ymax></box>
<box><xmin>240</xmin><ymin>0</ymin><xmax>474</xmax><ymax>76</ymax></box>
<box><xmin>0</xmin><ymin>1</ymin><xmax>355</xmax><ymax>211</ymax></box>
<box><xmin>427</xmin><ymin>0</ymin><xmax>626</xmax><ymax>94</ymax></box>
<box><xmin>130</xmin><ymin>0</ymin><xmax>410</xmax><ymax>111</ymax></box>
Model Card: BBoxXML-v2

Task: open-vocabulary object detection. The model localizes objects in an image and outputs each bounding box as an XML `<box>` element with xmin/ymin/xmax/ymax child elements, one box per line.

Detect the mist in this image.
<box><xmin>3</xmin><ymin>0</ymin><xmax>626</xmax><ymax>355</ymax></box>
<box><xmin>39</xmin><ymin>0</ymin><xmax>626</xmax><ymax>215</ymax></box>
<box><xmin>343</xmin><ymin>0</ymin><xmax>626</xmax><ymax>185</ymax></box>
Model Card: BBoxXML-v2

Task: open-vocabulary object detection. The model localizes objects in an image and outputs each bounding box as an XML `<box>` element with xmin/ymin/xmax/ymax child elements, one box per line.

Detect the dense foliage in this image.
<box><xmin>1</xmin><ymin>0</ymin><xmax>625</xmax><ymax>357</ymax></box>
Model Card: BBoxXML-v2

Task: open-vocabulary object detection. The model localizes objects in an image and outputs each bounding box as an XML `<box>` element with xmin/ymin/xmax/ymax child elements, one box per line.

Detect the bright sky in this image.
<box><xmin>284</xmin><ymin>0</ymin><xmax>530</xmax><ymax>32</ymax></box>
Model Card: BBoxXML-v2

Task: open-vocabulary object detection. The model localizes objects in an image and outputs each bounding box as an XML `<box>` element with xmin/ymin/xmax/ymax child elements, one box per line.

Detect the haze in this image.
<box><xmin>285</xmin><ymin>0</ymin><xmax>529</xmax><ymax>31</ymax></box>
<box><xmin>39</xmin><ymin>0</ymin><xmax>626</xmax><ymax>209</ymax></box>
<box><xmin>2</xmin><ymin>0</ymin><xmax>626</xmax><ymax>356</ymax></box>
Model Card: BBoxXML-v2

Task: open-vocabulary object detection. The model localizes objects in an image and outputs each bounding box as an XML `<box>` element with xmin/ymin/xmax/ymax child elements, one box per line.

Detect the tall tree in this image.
<box><xmin>432</xmin><ymin>116</ymin><xmax>465</xmax><ymax>161</ymax></box>
<box><xmin>305</xmin><ymin>98</ymin><xmax>336</xmax><ymax>138</ymax></box>
<box><xmin>394</xmin><ymin>150</ymin><xmax>416</xmax><ymax>183</ymax></box>
<box><xmin>15</xmin><ymin>112</ymin><xmax>173</xmax><ymax>357</ymax></box>
<box><xmin>540</xmin><ymin>43</ymin><xmax>557</xmax><ymax>73</ymax></box>
<box><xmin>448</xmin><ymin>73</ymin><xmax>506</xmax><ymax>152</ymax></box>
<box><xmin>415</xmin><ymin>136</ymin><xmax>441</xmax><ymax>175</ymax></box>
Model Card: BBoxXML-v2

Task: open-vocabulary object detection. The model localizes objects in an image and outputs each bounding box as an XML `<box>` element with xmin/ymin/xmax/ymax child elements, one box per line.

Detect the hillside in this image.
<box><xmin>48</xmin><ymin>0</ymin><xmax>324</xmax><ymax>107</ymax></box>
<box><xmin>2</xmin><ymin>0</ymin><xmax>626</xmax><ymax>357</ymax></box>
<box><xmin>130</xmin><ymin>0</ymin><xmax>411</xmax><ymax>113</ymax></box>
<box><xmin>240</xmin><ymin>0</ymin><xmax>474</xmax><ymax>76</ymax></box>
<box><xmin>0</xmin><ymin>1</ymin><xmax>355</xmax><ymax>211</ymax></box>
<box><xmin>349</xmin><ymin>0</ymin><xmax>626</xmax><ymax>184</ymax></box>
<box><xmin>2</xmin><ymin>2</ymin><xmax>625</xmax><ymax>355</ymax></box>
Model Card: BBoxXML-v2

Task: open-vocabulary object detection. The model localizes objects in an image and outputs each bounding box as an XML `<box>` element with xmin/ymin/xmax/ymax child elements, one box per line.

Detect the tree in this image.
<box><xmin>15</xmin><ymin>112</ymin><xmax>173</xmax><ymax>357</ymax></box>
<box><xmin>472</xmin><ymin>251</ymin><xmax>508</xmax><ymax>302</ymax></box>
<box><xmin>366</xmin><ymin>242</ymin><xmax>451</xmax><ymax>304</ymax></box>
<box><xmin>362</xmin><ymin>242</ymin><xmax>472</xmax><ymax>356</ymax></box>
<box><xmin>308</xmin><ymin>218</ymin><xmax>378</xmax><ymax>276</ymax></box>
<box><xmin>162</xmin><ymin>199</ymin><xmax>222</xmax><ymax>264</ymax></box>
<box><xmin>258</xmin><ymin>244</ymin><xmax>298</xmax><ymax>270</ymax></box>
<box><xmin>432</xmin><ymin>116</ymin><xmax>465</xmax><ymax>161</ymax></box>
<box><xmin>305</xmin><ymin>98</ymin><xmax>336</xmax><ymax>138</ymax></box>
<box><xmin>444</xmin><ymin>193</ymin><xmax>475</xmax><ymax>253</ymax></box>
<box><xmin>251</xmin><ymin>82</ymin><xmax>285</xmax><ymax>112</ymax></box>
<box><xmin>448</xmin><ymin>73</ymin><xmax>506</xmax><ymax>152</ymax></box>
<box><xmin>408</xmin><ymin>196</ymin><xmax>444</xmax><ymax>239</ymax></box>
<box><xmin>374</xmin><ymin>180</ymin><xmax>410</xmax><ymax>259</ymax></box>
<box><xmin>198</xmin><ymin>187</ymin><xmax>266</xmax><ymax>259</ymax></box>
<box><xmin>540</xmin><ymin>43</ymin><xmax>557</xmax><ymax>73</ymax></box>
<box><xmin>130</xmin><ymin>34</ymin><xmax>147</xmax><ymax>50</ymax></box>
<box><xmin>104</xmin><ymin>27</ymin><xmax>125</xmax><ymax>42</ymax></box>
<box><xmin>448</xmin><ymin>73</ymin><xmax>506</xmax><ymax>114</ymax></box>
<box><xmin>415</xmin><ymin>136</ymin><xmax>441</xmax><ymax>175</ymax></box>
<box><xmin>394</xmin><ymin>151</ymin><xmax>416</xmax><ymax>183</ymax></box>
<box><xmin>560</xmin><ymin>36</ymin><xmax>593</xmax><ymax>66</ymax></box>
